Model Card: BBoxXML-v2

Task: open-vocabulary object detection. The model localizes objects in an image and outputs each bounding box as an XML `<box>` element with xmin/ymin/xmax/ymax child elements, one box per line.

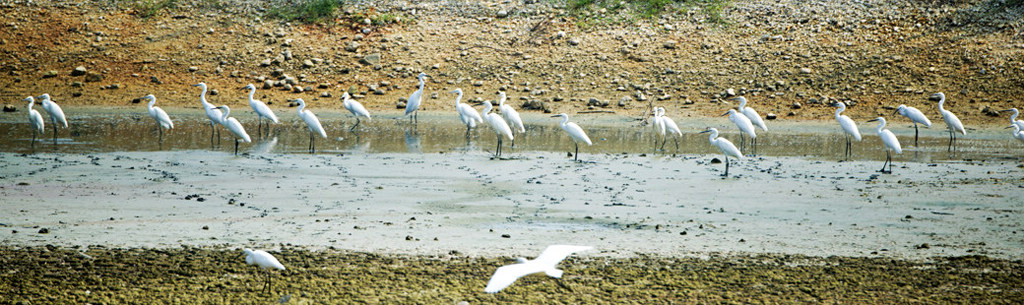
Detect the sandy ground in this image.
<box><xmin>2</xmin><ymin>147</ymin><xmax>1022</xmax><ymax>260</ymax></box>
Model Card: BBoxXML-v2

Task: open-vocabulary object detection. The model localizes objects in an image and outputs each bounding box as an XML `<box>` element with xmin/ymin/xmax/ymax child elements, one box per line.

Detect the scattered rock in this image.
<box><xmin>345</xmin><ymin>41</ymin><xmax>359</xmax><ymax>52</ymax></box>
<box><xmin>189</xmin><ymin>66</ymin><xmax>199</xmax><ymax>72</ymax></box>
<box><xmin>799</xmin><ymin>67</ymin><xmax>813</xmax><ymax>74</ymax></box>
<box><xmin>496</xmin><ymin>10</ymin><xmax>508</xmax><ymax>18</ymax></box>
<box><xmin>710</xmin><ymin>158</ymin><xmax>722</xmax><ymax>164</ymax></box>
<box><xmin>150</xmin><ymin>76</ymin><xmax>161</xmax><ymax>84</ymax></box>
<box><xmin>765</xmin><ymin>113</ymin><xmax>777</xmax><ymax>120</ymax></box>
<box><xmin>302</xmin><ymin>59</ymin><xmax>315</xmax><ymax>68</ymax></box>
<box><xmin>663</xmin><ymin>40</ymin><xmax>676</xmax><ymax>49</ymax></box>
<box><xmin>38</xmin><ymin>228</ymin><xmax>49</xmax><ymax>234</ymax></box>
<box><xmin>360</xmin><ymin>53</ymin><xmax>381</xmax><ymax>65</ymax></box>
<box><xmin>71</xmin><ymin>66</ymin><xmax>87</xmax><ymax>76</ymax></box>
<box><xmin>791</xmin><ymin>102</ymin><xmax>802</xmax><ymax>109</ymax></box>
<box><xmin>85</xmin><ymin>72</ymin><xmax>102</xmax><ymax>82</ymax></box>
<box><xmin>42</xmin><ymin>70</ymin><xmax>58</xmax><ymax>78</ymax></box>
<box><xmin>568</xmin><ymin>37</ymin><xmax>580</xmax><ymax>46</ymax></box>
<box><xmin>3</xmin><ymin>105</ymin><xmax>16</xmax><ymax>112</ymax></box>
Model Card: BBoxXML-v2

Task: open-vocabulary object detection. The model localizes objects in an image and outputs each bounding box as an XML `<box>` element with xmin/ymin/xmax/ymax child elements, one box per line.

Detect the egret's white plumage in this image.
<box><xmin>700</xmin><ymin>128</ymin><xmax>742</xmax><ymax>176</ymax></box>
<box><xmin>295</xmin><ymin>98</ymin><xmax>327</xmax><ymax>153</ymax></box>
<box><xmin>650</xmin><ymin>107</ymin><xmax>665</xmax><ymax>137</ymax></box>
<box><xmin>724</xmin><ymin>109</ymin><xmax>756</xmax><ymax>139</ymax></box>
<box><xmin>934</xmin><ymin>92</ymin><xmax>965</xmax><ymax>152</ymax></box>
<box><xmin>26</xmin><ymin>97</ymin><xmax>44</xmax><ymax>148</ymax></box>
<box><xmin>452</xmin><ymin>89</ymin><xmax>482</xmax><ymax>131</ymax></box>
<box><xmin>497</xmin><ymin>92</ymin><xmax>525</xmax><ymax>133</ymax></box>
<box><xmin>551</xmin><ymin>113</ymin><xmax>592</xmax><ymax>161</ymax></box>
<box><xmin>869</xmin><ymin>117</ymin><xmax>902</xmax><ymax>173</ymax></box>
<box><xmin>243</xmin><ymin>248</ymin><xmax>285</xmax><ymax>294</ymax></box>
<box><xmin>143</xmin><ymin>95</ymin><xmax>173</xmax><ymax>130</ymax></box>
<box><xmin>656</xmin><ymin>107</ymin><xmax>682</xmax><ymax>151</ymax></box>
<box><xmin>405</xmin><ymin>72</ymin><xmax>427</xmax><ymax>124</ymax></box>
<box><xmin>832</xmin><ymin>102</ymin><xmax>861</xmax><ymax>159</ymax></box>
<box><xmin>215</xmin><ymin>105</ymin><xmax>251</xmax><ymax>155</ymax></box>
<box><xmin>481</xmin><ymin>100</ymin><xmax>514</xmax><ymax>158</ymax></box>
<box><xmin>1002</xmin><ymin>108</ymin><xmax>1024</xmax><ymax>130</ymax></box>
<box><xmin>734</xmin><ymin>96</ymin><xmax>767</xmax><ymax>131</ymax></box>
<box><xmin>1011</xmin><ymin>125</ymin><xmax>1024</xmax><ymax>142</ymax></box>
<box><xmin>244</xmin><ymin>84</ymin><xmax>278</xmax><ymax>124</ymax></box>
<box><xmin>36</xmin><ymin>94</ymin><xmax>66</xmax><ymax>142</ymax></box>
<box><xmin>484</xmin><ymin>245</ymin><xmax>592</xmax><ymax>293</ymax></box>
<box><xmin>193</xmin><ymin>83</ymin><xmax>223</xmax><ymax>145</ymax></box>
<box><xmin>342</xmin><ymin>92</ymin><xmax>371</xmax><ymax>131</ymax></box>
<box><xmin>894</xmin><ymin>104</ymin><xmax>931</xmax><ymax>147</ymax></box>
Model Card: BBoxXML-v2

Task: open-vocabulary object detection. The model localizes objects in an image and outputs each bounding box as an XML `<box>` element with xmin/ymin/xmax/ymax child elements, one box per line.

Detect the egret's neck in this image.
<box><xmin>483</xmin><ymin>102</ymin><xmax>493</xmax><ymax>115</ymax></box>
<box><xmin>220</xmin><ymin>106</ymin><xmax>231</xmax><ymax>121</ymax></box>
<box><xmin>453</xmin><ymin>92</ymin><xmax>463</xmax><ymax>106</ymax></box>
<box><xmin>938</xmin><ymin>97</ymin><xmax>946</xmax><ymax>112</ymax></box>
<box><xmin>148</xmin><ymin>98</ymin><xmax>157</xmax><ymax>109</ymax></box>
<box><xmin>296</xmin><ymin>101</ymin><xmax>306</xmax><ymax>114</ymax></box>
<box><xmin>247</xmin><ymin>87</ymin><xmax>256</xmax><ymax>101</ymax></box>
<box><xmin>707</xmin><ymin>130</ymin><xmax>719</xmax><ymax>142</ymax></box>
<box><xmin>417</xmin><ymin>77</ymin><xmax>425</xmax><ymax>90</ymax></box>
<box><xmin>499</xmin><ymin>93</ymin><xmax>506</xmax><ymax>106</ymax></box>
<box><xmin>834</xmin><ymin>104</ymin><xmax>845</xmax><ymax>118</ymax></box>
<box><xmin>1011</xmin><ymin>109</ymin><xmax>1019</xmax><ymax>122</ymax></box>
<box><xmin>559</xmin><ymin>115</ymin><xmax>570</xmax><ymax>126</ymax></box>
<box><xmin>876</xmin><ymin>120</ymin><xmax>886</xmax><ymax>133</ymax></box>
<box><xmin>737</xmin><ymin>98</ymin><xmax>747</xmax><ymax>109</ymax></box>
<box><xmin>199</xmin><ymin>86</ymin><xmax>210</xmax><ymax>106</ymax></box>
<box><xmin>27</xmin><ymin>101</ymin><xmax>34</xmax><ymax>110</ymax></box>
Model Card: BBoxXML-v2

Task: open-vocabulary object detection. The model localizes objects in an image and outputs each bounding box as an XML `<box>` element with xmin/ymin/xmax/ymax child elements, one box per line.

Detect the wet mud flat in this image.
<box><xmin>1</xmin><ymin>246</ymin><xmax>1022</xmax><ymax>304</ymax></box>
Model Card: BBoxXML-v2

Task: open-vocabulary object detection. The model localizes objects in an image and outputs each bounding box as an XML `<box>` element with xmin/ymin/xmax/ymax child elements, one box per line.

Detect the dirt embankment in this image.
<box><xmin>0</xmin><ymin>0</ymin><xmax>1022</xmax><ymax>125</ymax></box>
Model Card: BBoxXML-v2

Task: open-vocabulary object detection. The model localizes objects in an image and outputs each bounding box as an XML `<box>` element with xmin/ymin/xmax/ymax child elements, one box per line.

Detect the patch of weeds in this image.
<box><xmin>266</xmin><ymin>0</ymin><xmax>343</xmax><ymax>24</ymax></box>
<box><xmin>565</xmin><ymin>0</ymin><xmax>730</xmax><ymax>25</ymax></box>
<box><xmin>131</xmin><ymin>0</ymin><xmax>178</xmax><ymax>18</ymax></box>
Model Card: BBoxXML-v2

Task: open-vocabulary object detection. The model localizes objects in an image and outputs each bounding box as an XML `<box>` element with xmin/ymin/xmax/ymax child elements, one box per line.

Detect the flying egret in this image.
<box><xmin>193</xmin><ymin>83</ymin><xmax>223</xmax><ymax>146</ymax></box>
<box><xmin>649</xmin><ymin>107</ymin><xmax>665</xmax><ymax>150</ymax></box>
<box><xmin>214</xmin><ymin>105</ymin><xmax>251</xmax><ymax>155</ymax></box>
<box><xmin>25</xmin><ymin>97</ymin><xmax>44</xmax><ymax>150</ymax></box>
<box><xmin>481</xmin><ymin>100</ymin><xmax>514</xmax><ymax>158</ymax></box>
<box><xmin>142</xmin><ymin>94</ymin><xmax>173</xmax><ymax>143</ymax></box>
<box><xmin>243</xmin><ymin>248</ymin><xmax>286</xmax><ymax>294</ymax></box>
<box><xmin>551</xmin><ymin>113</ymin><xmax>592</xmax><ymax>161</ymax></box>
<box><xmin>723</xmin><ymin>109</ymin><xmax>757</xmax><ymax>154</ymax></box>
<box><xmin>657</xmin><ymin>107</ymin><xmax>682</xmax><ymax>152</ymax></box>
<box><xmin>893</xmin><ymin>104</ymin><xmax>931</xmax><ymax>147</ymax></box>
<box><xmin>341</xmin><ymin>92</ymin><xmax>371</xmax><ymax>131</ymax></box>
<box><xmin>451</xmin><ymin>88</ymin><xmax>482</xmax><ymax>136</ymax></box>
<box><xmin>497</xmin><ymin>91</ymin><xmax>525</xmax><ymax>147</ymax></box>
<box><xmin>998</xmin><ymin>108</ymin><xmax>1024</xmax><ymax>131</ymax></box>
<box><xmin>699</xmin><ymin>128</ymin><xmax>742</xmax><ymax>177</ymax></box>
<box><xmin>244</xmin><ymin>84</ymin><xmax>278</xmax><ymax>138</ymax></box>
<box><xmin>831</xmin><ymin>102</ymin><xmax>862</xmax><ymax>159</ymax></box>
<box><xmin>933</xmin><ymin>92</ymin><xmax>965</xmax><ymax>152</ymax></box>
<box><xmin>295</xmin><ymin>98</ymin><xmax>327</xmax><ymax>153</ymax></box>
<box><xmin>484</xmin><ymin>245</ymin><xmax>592</xmax><ymax>293</ymax></box>
<box><xmin>868</xmin><ymin>117</ymin><xmax>902</xmax><ymax>174</ymax></box>
<box><xmin>35</xmin><ymin>94</ymin><xmax>67</xmax><ymax>143</ymax></box>
<box><xmin>732</xmin><ymin>96</ymin><xmax>767</xmax><ymax>131</ymax></box>
<box><xmin>405</xmin><ymin>72</ymin><xmax>427</xmax><ymax>126</ymax></box>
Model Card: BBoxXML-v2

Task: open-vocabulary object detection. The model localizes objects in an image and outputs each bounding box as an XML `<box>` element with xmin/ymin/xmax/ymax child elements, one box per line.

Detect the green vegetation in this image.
<box><xmin>130</xmin><ymin>0</ymin><xmax>178</xmax><ymax>18</ymax></box>
<box><xmin>567</xmin><ymin>0</ymin><xmax>731</xmax><ymax>26</ymax></box>
<box><xmin>266</xmin><ymin>0</ymin><xmax>344</xmax><ymax>24</ymax></box>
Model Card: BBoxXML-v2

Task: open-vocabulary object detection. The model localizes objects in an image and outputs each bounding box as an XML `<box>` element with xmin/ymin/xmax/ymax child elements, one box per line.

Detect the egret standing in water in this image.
<box><xmin>193</xmin><ymin>83</ymin><xmax>223</xmax><ymax>146</ymax></box>
<box><xmin>649</xmin><ymin>107</ymin><xmax>665</xmax><ymax>150</ymax></box>
<box><xmin>933</xmin><ymin>92</ymin><xmax>965</xmax><ymax>152</ymax></box>
<box><xmin>732</xmin><ymin>96</ymin><xmax>768</xmax><ymax>131</ymax></box>
<box><xmin>657</xmin><ymin>107</ymin><xmax>682</xmax><ymax>152</ymax></box>
<box><xmin>893</xmin><ymin>104</ymin><xmax>931</xmax><ymax>147</ymax></box>
<box><xmin>868</xmin><ymin>117</ymin><xmax>902</xmax><ymax>174</ymax></box>
<box><xmin>699</xmin><ymin>128</ymin><xmax>742</xmax><ymax>177</ymax></box>
<box><xmin>142</xmin><ymin>94</ymin><xmax>173</xmax><ymax>143</ymax></box>
<box><xmin>242</xmin><ymin>248</ymin><xmax>286</xmax><ymax>294</ymax></box>
<box><xmin>243</xmin><ymin>84</ymin><xmax>278</xmax><ymax>139</ymax></box>
<box><xmin>295</xmin><ymin>98</ymin><xmax>327</xmax><ymax>153</ymax></box>
<box><xmin>1010</xmin><ymin>125</ymin><xmax>1024</xmax><ymax>142</ymax></box>
<box><xmin>451</xmin><ymin>88</ymin><xmax>482</xmax><ymax>136</ymax></box>
<box><xmin>484</xmin><ymin>245</ymin><xmax>592</xmax><ymax>293</ymax></box>
<box><xmin>25</xmin><ymin>97</ymin><xmax>44</xmax><ymax>150</ymax></box>
<box><xmin>999</xmin><ymin>108</ymin><xmax>1024</xmax><ymax>131</ymax></box>
<box><xmin>480</xmin><ymin>100</ymin><xmax>514</xmax><ymax>158</ymax></box>
<box><xmin>723</xmin><ymin>109</ymin><xmax>757</xmax><ymax>154</ymax></box>
<box><xmin>36</xmin><ymin>94</ymin><xmax>67</xmax><ymax>143</ymax></box>
<box><xmin>405</xmin><ymin>72</ymin><xmax>427</xmax><ymax>126</ymax></box>
<box><xmin>214</xmin><ymin>105</ymin><xmax>251</xmax><ymax>155</ymax></box>
<box><xmin>831</xmin><ymin>102</ymin><xmax>861</xmax><ymax>159</ymax></box>
<box><xmin>497</xmin><ymin>91</ymin><xmax>525</xmax><ymax>147</ymax></box>
<box><xmin>341</xmin><ymin>92</ymin><xmax>371</xmax><ymax>131</ymax></box>
<box><xmin>551</xmin><ymin>113</ymin><xmax>592</xmax><ymax>161</ymax></box>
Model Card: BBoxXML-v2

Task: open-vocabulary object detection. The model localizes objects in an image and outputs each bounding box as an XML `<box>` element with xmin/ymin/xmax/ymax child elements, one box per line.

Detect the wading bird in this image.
<box><xmin>497</xmin><ymin>91</ymin><xmax>525</xmax><ymax>147</ymax></box>
<box><xmin>243</xmin><ymin>248</ymin><xmax>286</xmax><ymax>294</ymax></box>
<box><xmin>193</xmin><ymin>83</ymin><xmax>223</xmax><ymax>146</ymax></box>
<box><xmin>1011</xmin><ymin>125</ymin><xmax>1024</xmax><ymax>142</ymax></box>
<box><xmin>484</xmin><ymin>245</ymin><xmax>592</xmax><ymax>293</ymax></box>
<box><xmin>831</xmin><ymin>102</ymin><xmax>861</xmax><ymax>159</ymax></box>
<box><xmin>933</xmin><ymin>92</ymin><xmax>965</xmax><ymax>152</ymax></box>
<box><xmin>733</xmin><ymin>96</ymin><xmax>767</xmax><ymax>131</ymax></box>
<box><xmin>868</xmin><ymin>117</ymin><xmax>902</xmax><ymax>174</ymax></box>
<box><xmin>341</xmin><ymin>92</ymin><xmax>371</xmax><ymax>131</ymax></box>
<box><xmin>244</xmin><ymin>84</ymin><xmax>278</xmax><ymax>138</ymax></box>
<box><xmin>650</xmin><ymin>107</ymin><xmax>665</xmax><ymax>150</ymax></box>
<box><xmin>699</xmin><ymin>128</ymin><xmax>742</xmax><ymax>177</ymax></box>
<box><xmin>999</xmin><ymin>108</ymin><xmax>1024</xmax><ymax>131</ymax></box>
<box><xmin>481</xmin><ymin>100</ymin><xmax>514</xmax><ymax>158</ymax></box>
<box><xmin>723</xmin><ymin>109</ymin><xmax>757</xmax><ymax>154</ymax></box>
<box><xmin>893</xmin><ymin>104</ymin><xmax>931</xmax><ymax>147</ymax></box>
<box><xmin>405</xmin><ymin>72</ymin><xmax>427</xmax><ymax>126</ymax></box>
<box><xmin>551</xmin><ymin>113</ymin><xmax>592</xmax><ymax>161</ymax></box>
<box><xmin>25</xmin><ymin>97</ymin><xmax>44</xmax><ymax>150</ymax></box>
<box><xmin>451</xmin><ymin>89</ymin><xmax>482</xmax><ymax>136</ymax></box>
<box><xmin>215</xmin><ymin>105</ymin><xmax>251</xmax><ymax>155</ymax></box>
<box><xmin>142</xmin><ymin>94</ymin><xmax>173</xmax><ymax>142</ymax></box>
<box><xmin>655</xmin><ymin>107</ymin><xmax>682</xmax><ymax>152</ymax></box>
<box><xmin>36</xmin><ymin>94</ymin><xmax>67</xmax><ymax>143</ymax></box>
<box><xmin>295</xmin><ymin>98</ymin><xmax>327</xmax><ymax>153</ymax></box>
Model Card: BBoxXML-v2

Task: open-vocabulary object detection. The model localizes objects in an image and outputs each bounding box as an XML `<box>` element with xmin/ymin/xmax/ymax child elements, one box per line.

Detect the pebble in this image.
<box><xmin>497</xmin><ymin>10</ymin><xmax>508</xmax><ymax>18</ymax></box>
<box><xmin>345</xmin><ymin>41</ymin><xmax>359</xmax><ymax>52</ymax></box>
<box><xmin>3</xmin><ymin>104</ymin><xmax>16</xmax><ymax>112</ymax></box>
<box><xmin>302</xmin><ymin>59</ymin><xmax>315</xmax><ymax>68</ymax></box>
<box><xmin>360</xmin><ymin>53</ymin><xmax>381</xmax><ymax>65</ymax></box>
<box><xmin>663</xmin><ymin>40</ymin><xmax>676</xmax><ymax>49</ymax></box>
<box><xmin>791</xmin><ymin>102</ymin><xmax>802</xmax><ymax>109</ymax></box>
<box><xmin>189</xmin><ymin>66</ymin><xmax>199</xmax><ymax>72</ymax></box>
<box><xmin>150</xmin><ymin>76</ymin><xmax>161</xmax><ymax>84</ymax></box>
<box><xmin>569</xmin><ymin>37</ymin><xmax>580</xmax><ymax>46</ymax></box>
<box><xmin>799</xmin><ymin>67</ymin><xmax>813</xmax><ymax>74</ymax></box>
<box><xmin>42</xmin><ymin>70</ymin><xmax>58</xmax><ymax>78</ymax></box>
<box><xmin>85</xmin><ymin>72</ymin><xmax>102</xmax><ymax>82</ymax></box>
<box><xmin>765</xmin><ymin>113</ymin><xmax>777</xmax><ymax>120</ymax></box>
<box><xmin>71</xmin><ymin>66</ymin><xmax>87</xmax><ymax>76</ymax></box>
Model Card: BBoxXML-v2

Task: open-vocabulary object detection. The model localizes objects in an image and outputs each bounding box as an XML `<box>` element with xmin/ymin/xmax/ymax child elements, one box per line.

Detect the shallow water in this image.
<box><xmin>0</xmin><ymin>109</ymin><xmax>1020</xmax><ymax>162</ymax></box>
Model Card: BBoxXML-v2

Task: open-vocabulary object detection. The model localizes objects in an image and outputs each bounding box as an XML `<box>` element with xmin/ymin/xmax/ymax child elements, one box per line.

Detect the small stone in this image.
<box><xmin>710</xmin><ymin>158</ymin><xmax>722</xmax><ymax>164</ymax></box>
<box><xmin>501</xmin><ymin>234</ymin><xmax>511</xmax><ymax>238</ymax></box>
<box><xmin>71</xmin><ymin>81</ymin><xmax>83</xmax><ymax>87</ymax></box>
<box><xmin>360</xmin><ymin>53</ymin><xmax>381</xmax><ymax>65</ymax></box>
<box><xmin>202</xmin><ymin>225</ymin><xmax>209</xmax><ymax>230</ymax></box>
<box><xmin>725</xmin><ymin>88</ymin><xmax>736</xmax><ymax>96</ymax></box>
<box><xmin>263</xmin><ymin>80</ymin><xmax>274</xmax><ymax>89</ymax></box>
<box><xmin>405</xmin><ymin>235</ymin><xmax>414</xmax><ymax>241</ymax></box>
<box><xmin>799</xmin><ymin>67</ymin><xmax>813</xmax><ymax>74</ymax></box>
<box><xmin>210</xmin><ymin>89</ymin><xmax>218</xmax><ymax>96</ymax></box>
<box><xmin>260</xmin><ymin>59</ymin><xmax>272</xmax><ymax>67</ymax></box>
<box><xmin>663</xmin><ymin>40</ymin><xmax>676</xmax><ymax>49</ymax></box>
<box><xmin>791</xmin><ymin>102</ymin><xmax>802</xmax><ymax>109</ymax></box>
<box><xmin>71</xmin><ymin>66</ymin><xmax>87</xmax><ymax>76</ymax></box>
<box><xmin>38</xmin><ymin>228</ymin><xmax>49</xmax><ymax>234</ymax></box>
<box><xmin>321</xmin><ymin>92</ymin><xmax>331</xmax><ymax>97</ymax></box>
<box><xmin>473</xmin><ymin>80</ymin><xmax>484</xmax><ymax>87</ymax></box>
<box><xmin>568</xmin><ymin>37</ymin><xmax>580</xmax><ymax>46</ymax></box>
<box><xmin>207</xmin><ymin>28</ymin><xmax>215</xmax><ymax>34</ymax></box>
<box><xmin>42</xmin><ymin>70</ymin><xmax>58</xmax><ymax>78</ymax></box>
<box><xmin>765</xmin><ymin>113</ymin><xmax>777</xmax><ymax>120</ymax></box>
<box><xmin>283</xmin><ymin>39</ymin><xmax>293</xmax><ymax>46</ymax></box>
<box><xmin>497</xmin><ymin>10</ymin><xmax>508</xmax><ymax>18</ymax></box>
<box><xmin>302</xmin><ymin>59</ymin><xmax>315</xmax><ymax>68</ymax></box>
<box><xmin>3</xmin><ymin>105</ymin><xmax>16</xmax><ymax>112</ymax></box>
<box><xmin>353</xmin><ymin>34</ymin><xmax>364</xmax><ymax>41</ymax></box>
<box><xmin>345</xmin><ymin>41</ymin><xmax>359</xmax><ymax>52</ymax></box>
<box><xmin>189</xmin><ymin>66</ymin><xmax>199</xmax><ymax>72</ymax></box>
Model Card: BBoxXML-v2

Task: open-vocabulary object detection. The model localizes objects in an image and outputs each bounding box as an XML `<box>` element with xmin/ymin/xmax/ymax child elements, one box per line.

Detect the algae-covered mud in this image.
<box><xmin>1</xmin><ymin>246</ymin><xmax>1021</xmax><ymax>304</ymax></box>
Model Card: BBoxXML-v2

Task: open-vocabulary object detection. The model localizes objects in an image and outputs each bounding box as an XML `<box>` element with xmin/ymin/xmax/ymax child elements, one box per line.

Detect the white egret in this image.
<box><xmin>481</xmin><ymin>100</ymin><xmax>514</xmax><ymax>158</ymax></box>
<box><xmin>451</xmin><ymin>88</ymin><xmax>482</xmax><ymax>135</ymax></box>
<box><xmin>1011</xmin><ymin>125</ymin><xmax>1024</xmax><ymax>142</ymax></box>
<box><xmin>36</xmin><ymin>93</ymin><xmax>67</xmax><ymax>143</ymax></box>
<box><xmin>723</xmin><ymin>109</ymin><xmax>757</xmax><ymax>154</ymax></box>
<box><xmin>649</xmin><ymin>107</ymin><xmax>665</xmax><ymax>150</ymax></box>
<box><xmin>214</xmin><ymin>105</ymin><xmax>251</xmax><ymax>155</ymax></box>
<box><xmin>25</xmin><ymin>97</ymin><xmax>44</xmax><ymax>150</ymax></box>
<box><xmin>193</xmin><ymin>83</ymin><xmax>223</xmax><ymax>146</ymax></box>
<box><xmin>243</xmin><ymin>248</ymin><xmax>286</xmax><ymax>294</ymax></box>
<box><xmin>551</xmin><ymin>113</ymin><xmax>592</xmax><ymax>161</ymax></box>
<box><xmin>732</xmin><ymin>96</ymin><xmax>767</xmax><ymax>131</ymax></box>
<box><xmin>341</xmin><ymin>92</ymin><xmax>371</xmax><ymax>131</ymax></box>
<box><xmin>244</xmin><ymin>84</ymin><xmax>278</xmax><ymax>138</ymax></box>
<box><xmin>999</xmin><ymin>108</ymin><xmax>1024</xmax><ymax>130</ymax></box>
<box><xmin>484</xmin><ymin>245</ymin><xmax>592</xmax><ymax>293</ymax></box>
<box><xmin>831</xmin><ymin>102</ymin><xmax>861</xmax><ymax>159</ymax></box>
<box><xmin>699</xmin><ymin>128</ymin><xmax>742</xmax><ymax>177</ymax></box>
<box><xmin>142</xmin><ymin>94</ymin><xmax>173</xmax><ymax>142</ymax></box>
<box><xmin>295</xmin><ymin>98</ymin><xmax>327</xmax><ymax>153</ymax></box>
<box><xmin>497</xmin><ymin>91</ymin><xmax>525</xmax><ymax>147</ymax></box>
<box><xmin>893</xmin><ymin>104</ymin><xmax>932</xmax><ymax>147</ymax></box>
<box><xmin>405</xmin><ymin>72</ymin><xmax>427</xmax><ymax>125</ymax></box>
<box><xmin>933</xmin><ymin>92</ymin><xmax>965</xmax><ymax>152</ymax></box>
<box><xmin>657</xmin><ymin>107</ymin><xmax>682</xmax><ymax>152</ymax></box>
<box><xmin>868</xmin><ymin>117</ymin><xmax>902</xmax><ymax>174</ymax></box>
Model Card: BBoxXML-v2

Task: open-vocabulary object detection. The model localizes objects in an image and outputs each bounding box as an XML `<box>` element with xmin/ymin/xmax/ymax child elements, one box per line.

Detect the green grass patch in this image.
<box><xmin>266</xmin><ymin>0</ymin><xmax>343</xmax><ymax>24</ymax></box>
<box><xmin>129</xmin><ymin>0</ymin><xmax>178</xmax><ymax>18</ymax></box>
<box><xmin>567</xmin><ymin>0</ymin><xmax>731</xmax><ymax>26</ymax></box>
